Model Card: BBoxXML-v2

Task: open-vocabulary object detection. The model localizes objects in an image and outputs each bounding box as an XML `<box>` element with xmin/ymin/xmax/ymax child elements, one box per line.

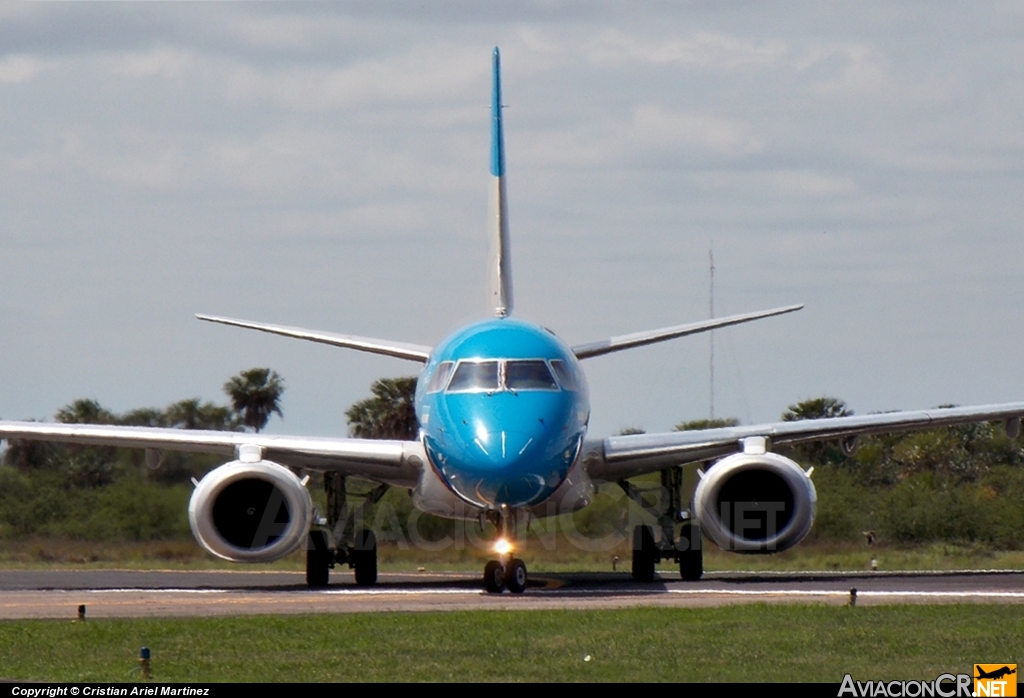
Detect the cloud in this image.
<box><xmin>2</xmin><ymin>2</ymin><xmax>1024</xmax><ymax>439</ymax></box>
<box><xmin>762</xmin><ymin>170</ymin><xmax>858</xmax><ymax>198</ymax></box>
<box><xmin>582</xmin><ymin>28</ymin><xmax>788</xmax><ymax>70</ymax></box>
<box><xmin>105</xmin><ymin>47</ymin><xmax>198</xmax><ymax>80</ymax></box>
<box><xmin>219</xmin><ymin>44</ymin><xmax>486</xmax><ymax>111</ymax></box>
<box><xmin>629</xmin><ymin>105</ymin><xmax>763</xmax><ymax>158</ymax></box>
<box><xmin>0</xmin><ymin>55</ymin><xmax>49</xmax><ymax>84</ymax></box>
<box><xmin>795</xmin><ymin>41</ymin><xmax>894</xmax><ymax>97</ymax></box>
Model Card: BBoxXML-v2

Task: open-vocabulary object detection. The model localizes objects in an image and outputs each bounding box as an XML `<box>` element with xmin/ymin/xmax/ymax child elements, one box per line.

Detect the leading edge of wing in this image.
<box><xmin>571</xmin><ymin>304</ymin><xmax>804</xmax><ymax>360</ymax></box>
<box><xmin>196</xmin><ymin>314</ymin><xmax>432</xmax><ymax>363</ymax></box>
<box><xmin>587</xmin><ymin>401</ymin><xmax>1024</xmax><ymax>479</ymax></box>
<box><xmin>0</xmin><ymin>420</ymin><xmax>424</xmax><ymax>484</ymax></box>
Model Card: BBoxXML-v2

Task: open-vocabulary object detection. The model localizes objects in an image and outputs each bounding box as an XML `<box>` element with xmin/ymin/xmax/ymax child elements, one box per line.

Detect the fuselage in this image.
<box><xmin>415</xmin><ymin>317</ymin><xmax>590</xmax><ymax>510</ymax></box>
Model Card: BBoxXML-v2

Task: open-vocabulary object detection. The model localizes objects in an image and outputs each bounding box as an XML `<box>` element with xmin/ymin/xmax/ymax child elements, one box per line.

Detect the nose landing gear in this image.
<box><xmin>481</xmin><ymin>506</ymin><xmax>528</xmax><ymax>594</ymax></box>
<box><xmin>483</xmin><ymin>556</ymin><xmax>528</xmax><ymax>594</ymax></box>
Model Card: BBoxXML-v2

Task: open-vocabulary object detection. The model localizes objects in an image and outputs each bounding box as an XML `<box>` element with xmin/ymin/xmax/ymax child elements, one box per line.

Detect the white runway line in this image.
<box><xmin>85</xmin><ymin>587</ymin><xmax>480</xmax><ymax>595</ymax></box>
<box><xmin>850</xmin><ymin>590</ymin><xmax>1024</xmax><ymax>599</ymax></box>
<box><xmin>667</xmin><ymin>589</ymin><xmax>1024</xmax><ymax>599</ymax></box>
<box><xmin>78</xmin><ymin>587</ymin><xmax>1024</xmax><ymax>600</ymax></box>
<box><xmin>85</xmin><ymin>588</ymin><xmax>230</xmax><ymax>594</ymax></box>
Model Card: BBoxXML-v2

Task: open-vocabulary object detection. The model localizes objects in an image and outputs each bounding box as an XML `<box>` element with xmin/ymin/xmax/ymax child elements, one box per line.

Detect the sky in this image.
<box><xmin>2</xmin><ymin>1</ymin><xmax>1023</xmax><ymax>440</ymax></box>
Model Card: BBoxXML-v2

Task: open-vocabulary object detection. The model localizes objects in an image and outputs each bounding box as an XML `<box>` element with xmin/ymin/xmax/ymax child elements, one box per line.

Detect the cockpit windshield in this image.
<box><xmin>425</xmin><ymin>361</ymin><xmax>455</xmax><ymax>393</ymax></box>
<box><xmin>445</xmin><ymin>359</ymin><xmax>562</xmax><ymax>393</ymax></box>
<box><xmin>549</xmin><ymin>359</ymin><xmax>578</xmax><ymax>391</ymax></box>
<box><xmin>505</xmin><ymin>360</ymin><xmax>558</xmax><ymax>391</ymax></box>
<box><xmin>446</xmin><ymin>361</ymin><xmax>500</xmax><ymax>392</ymax></box>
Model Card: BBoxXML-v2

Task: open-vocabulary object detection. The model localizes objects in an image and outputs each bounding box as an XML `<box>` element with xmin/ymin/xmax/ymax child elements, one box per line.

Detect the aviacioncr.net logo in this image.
<box><xmin>838</xmin><ymin>673</ymin><xmax>973</xmax><ymax>697</ymax></box>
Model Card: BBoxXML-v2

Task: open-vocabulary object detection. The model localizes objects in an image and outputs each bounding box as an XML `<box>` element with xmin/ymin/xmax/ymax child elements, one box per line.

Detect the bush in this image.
<box><xmin>0</xmin><ymin>465</ymin><xmax>191</xmax><ymax>541</ymax></box>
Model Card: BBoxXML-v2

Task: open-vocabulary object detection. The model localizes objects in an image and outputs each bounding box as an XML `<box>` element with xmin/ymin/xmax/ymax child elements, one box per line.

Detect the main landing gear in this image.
<box><xmin>622</xmin><ymin>466</ymin><xmax>704</xmax><ymax>582</ymax></box>
<box><xmin>305</xmin><ymin>473</ymin><xmax>386</xmax><ymax>588</ymax></box>
<box><xmin>631</xmin><ymin>522</ymin><xmax>703</xmax><ymax>582</ymax></box>
<box><xmin>482</xmin><ymin>506</ymin><xmax>528</xmax><ymax>594</ymax></box>
<box><xmin>306</xmin><ymin>527</ymin><xmax>379</xmax><ymax>588</ymax></box>
<box><xmin>306</xmin><ymin>529</ymin><xmax>332</xmax><ymax>588</ymax></box>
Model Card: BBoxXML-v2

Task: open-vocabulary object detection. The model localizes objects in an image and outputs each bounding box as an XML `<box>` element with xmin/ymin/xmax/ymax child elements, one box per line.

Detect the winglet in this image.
<box><xmin>488</xmin><ymin>46</ymin><xmax>513</xmax><ymax>317</ymax></box>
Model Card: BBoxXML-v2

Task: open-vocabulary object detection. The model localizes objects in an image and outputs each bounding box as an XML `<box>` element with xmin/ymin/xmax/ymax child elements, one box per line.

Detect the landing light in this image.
<box><xmin>493</xmin><ymin>538</ymin><xmax>514</xmax><ymax>556</ymax></box>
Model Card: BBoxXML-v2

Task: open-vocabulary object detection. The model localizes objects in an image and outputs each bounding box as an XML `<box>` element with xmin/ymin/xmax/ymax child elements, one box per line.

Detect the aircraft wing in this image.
<box><xmin>196</xmin><ymin>314</ymin><xmax>432</xmax><ymax>363</ymax></box>
<box><xmin>582</xmin><ymin>401</ymin><xmax>1024</xmax><ymax>481</ymax></box>
<box><xmin>0</xmin><ymin>421</ymin><xmax>424</xmax><ymax>487</ymax></box>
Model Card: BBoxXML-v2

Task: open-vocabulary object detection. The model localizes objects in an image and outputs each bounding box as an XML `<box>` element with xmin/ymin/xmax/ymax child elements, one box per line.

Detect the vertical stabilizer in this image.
<box><xmin>488</xmin><ymin>47</ymin><xmax>513</xmax><ymax>317</ymax></box>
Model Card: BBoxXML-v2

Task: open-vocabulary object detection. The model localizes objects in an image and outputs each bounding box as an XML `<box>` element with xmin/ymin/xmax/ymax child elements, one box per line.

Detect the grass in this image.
<box><xmin>1</xmin><ymin>606</ymin><xmax>1021</xmax><ymax>682</ymax></box>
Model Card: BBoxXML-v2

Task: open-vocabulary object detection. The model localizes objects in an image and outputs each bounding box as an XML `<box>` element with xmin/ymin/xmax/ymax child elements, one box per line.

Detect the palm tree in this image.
<box><xmin>164</xmin><ymin>398</ymin><xmax>236</xmax><ymax>431</ymax></box>
<box><xmin>781</xmin><ymin>396</ymin><xmax>853</xmax><ymax>465</ymax></box>
<box><xmin>55</xmin><ymin>399</ymin><xmax>117</xmax><ymax>425</ymax></box>
<box><xmin>782</xmin><ymin>396</ymin><xmax>852</xmax><ymax>422</ymax></box>
<box><xmin>674</xmin><ymin>418</ymin><xmax>740</xmax><ymax>431</ymax></box>
<box><xmin>345</xmin><ymin>377</ymin><xmax>418</xmax><ymax>440</ymax></box>
<box><xmin>223</xmin><ymin>368</ymin><xmax>284</xmax><ymax>433</ymax></box>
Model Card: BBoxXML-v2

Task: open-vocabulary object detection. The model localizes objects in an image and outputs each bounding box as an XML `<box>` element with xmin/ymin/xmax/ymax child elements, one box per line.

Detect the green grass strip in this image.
<box><xmin>2</xmin><ymin>605</ymin><xmax>1022</xmax><ymax>682</ymax></box>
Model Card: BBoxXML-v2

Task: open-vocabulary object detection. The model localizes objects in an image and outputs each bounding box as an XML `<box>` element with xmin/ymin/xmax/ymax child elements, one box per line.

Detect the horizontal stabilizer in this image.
<box><xmin>196</xmin><ymin>314</ymin><xmax>432</xmax><ymax>363</ymax></box>
<box><xmin>572</xmin><ymin>304</ymin><xmax>803</xmax><ymax>360</ymax></box>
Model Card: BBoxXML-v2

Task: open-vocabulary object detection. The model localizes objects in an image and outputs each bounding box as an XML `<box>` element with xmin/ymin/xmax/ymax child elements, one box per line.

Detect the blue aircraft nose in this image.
<box><xmin>425</xmin><ymin>391</ymin><xmax>581</xmax><ymax>508</ymax></box>
<box><xmin>448</xmin><ymin>414</ymin><xmax>550</xmax><ymax>473</ymax></box>
<box><xmin>466</xmin><ymin>427</ymin><xmax>536</xmax><ymax>466</ymax></box>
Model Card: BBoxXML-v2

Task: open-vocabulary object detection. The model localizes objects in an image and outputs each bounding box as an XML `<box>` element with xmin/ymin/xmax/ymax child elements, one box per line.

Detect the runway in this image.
<box><xmin>1</xmin><ymin>569</ymin><xmax>1022</xmax><ymax>619</ymax></box>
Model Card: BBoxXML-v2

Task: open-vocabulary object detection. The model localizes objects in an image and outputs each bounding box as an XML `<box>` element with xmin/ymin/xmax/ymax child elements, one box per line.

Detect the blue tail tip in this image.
<box><xmin>490</xmin><ymin>46</ymin><xmax>505</xmax><ymax>177</ymax></box>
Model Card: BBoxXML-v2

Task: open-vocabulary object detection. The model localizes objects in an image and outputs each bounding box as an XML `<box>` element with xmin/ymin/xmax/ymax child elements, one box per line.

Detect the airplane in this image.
<box><xmin>3</xmin><ymin>47</ymin><xmax>1024</xmax><ymax>593</ymax></box>
<box><xmin>975</xmin><ymin>667</ymin><xmax>1016</xmax><ymax>681</ymax></box>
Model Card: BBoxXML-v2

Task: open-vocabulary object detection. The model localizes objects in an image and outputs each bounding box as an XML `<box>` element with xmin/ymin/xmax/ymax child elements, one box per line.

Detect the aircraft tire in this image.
<box><xmin>506</xmin><ymin>558</ymin><xmax>528</xmax><ymax>594</ymax></box>
<box><xmin>306</xmin><ymin>529</ymin><xmax>331</xmax><ymax>588</ymax></box>
<box><xmin>678</xmin><ymin>524</ymin><xmax>703</xmax><ymax>581</ymax></box>
<box><xmin>632</xmin><ymin>525</ymin><xmax>657</xmax><ymax>582</ymax></box>
<box><xmin>484</xmin><ymin>559</ymin><xmax>505</xmax><ymax>594</ymax></box>
<box><xmin>352</xmin><ymin>529</ymin><xmax>377</xmax><ymax>586</ymax></box>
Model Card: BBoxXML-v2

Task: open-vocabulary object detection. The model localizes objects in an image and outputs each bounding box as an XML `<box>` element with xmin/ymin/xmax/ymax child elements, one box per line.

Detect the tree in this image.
<box><xmin>119</xmin><ymin>407</ymin><xmax>167</xmax><ymax>428</ymax></box>
<box><xmin>2</xmin><ymin>420</ymin><xmax>56</xmax><ymax>470</ymax></box>
<box><xmin>56</xmin><ymin>399</ymin><xmax>117</xmax><ymax>425</ymax></box>
<box><xmin>781</xmin><ymin>396</ymin><xmax>853</xmax><ymax>465</ymax></box>
<box><xmin>223</xmin><ymin>368</ymin><xmax>284</xmax><ymax>433</ymax></box>
<box><xmin>346</xmin><ymin>377</ymin><xmax>418</xmax><ymax>440</ymax></box>
<box><xmin>782</xmin><ymin>396</ymin><xmax>852</xmax><ymax>422</ymax></box>
<box><xmin>674</xmin><ymin>417</ymin><xmax>740</xmax><ymax>431</ymax></box>
<box><xmin>53</xmin><ymin>399</ymin><xmax>120</xmax><ymax>486</ymax></box>
<box><xmin>164</xmin><ymin>399</ymin><xmax>236</xmax><ymax>431</ymax></box>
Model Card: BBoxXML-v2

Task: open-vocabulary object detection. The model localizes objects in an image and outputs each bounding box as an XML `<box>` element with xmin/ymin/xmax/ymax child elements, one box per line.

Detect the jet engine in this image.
<box><xmin>188</xmin><ymin>459</ymin><xmax>313</xmax><ymax>562</ymax></box>
<box><xmin>694</xmin><ymin>451</ymin><xmax>816</xmax><ymax>553</ymax></box>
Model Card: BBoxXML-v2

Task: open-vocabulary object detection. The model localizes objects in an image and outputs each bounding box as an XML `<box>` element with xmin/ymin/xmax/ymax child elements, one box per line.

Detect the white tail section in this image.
<box><xmin>488</xmin><ymin>47</ymin><xmax>513</xmax><ymax>317</ymax></box>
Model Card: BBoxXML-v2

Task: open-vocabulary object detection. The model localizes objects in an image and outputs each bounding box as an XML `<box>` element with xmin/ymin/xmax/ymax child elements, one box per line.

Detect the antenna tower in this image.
<box><xmin>709</xmin><ymin>247</ymin><xmax>715</xmax><ymax>420</ymax></box>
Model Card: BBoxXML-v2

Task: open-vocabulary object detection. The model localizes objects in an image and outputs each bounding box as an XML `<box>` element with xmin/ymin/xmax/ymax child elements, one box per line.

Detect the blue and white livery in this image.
<box><xmin>3</xmin><ymin>48</ymin><xmax>1024</xmax><ymax>593</ymax></box>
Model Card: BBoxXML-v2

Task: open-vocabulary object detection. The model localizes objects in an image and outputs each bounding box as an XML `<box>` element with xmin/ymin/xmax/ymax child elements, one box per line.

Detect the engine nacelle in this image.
<box><xmin>694</xmin><ymin>451</ymin><xmax>816</xmax><ymax>553</ymax></box>
<box><xmin>188</xmin><ymin>459</ymin><xmax>313</xmax><ymax>562</ymax></box>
